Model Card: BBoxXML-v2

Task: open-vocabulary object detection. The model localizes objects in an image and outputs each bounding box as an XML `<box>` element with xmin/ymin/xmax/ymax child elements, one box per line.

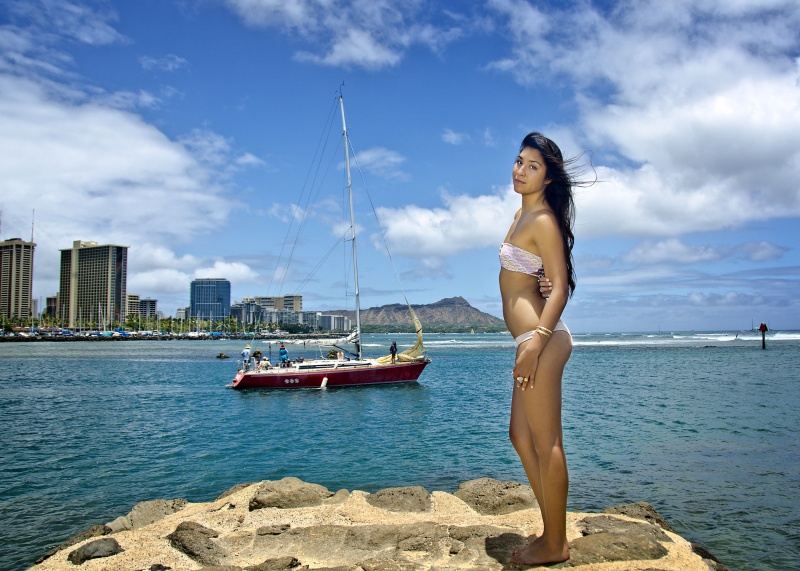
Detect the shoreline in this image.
<box><xmin>31</xmin><ymin>477</ymin><xmax>728</xmax><ymax>571</ymax></box>
<box><xmin>0</xmin><ymin>333</ymin><xmax>354</xmax><ymax>343</ymax></box>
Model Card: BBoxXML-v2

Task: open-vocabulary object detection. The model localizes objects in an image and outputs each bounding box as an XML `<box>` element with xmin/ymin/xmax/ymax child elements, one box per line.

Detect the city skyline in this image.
<box><xmin>2</xmin><ymin>1</ymin><xmax>799</xmax><ymax>332</ymax></box>
<box><xmin>0</xmin><ymin>232</ymin><xmax>343</xmax><ymax>323</ymax></box>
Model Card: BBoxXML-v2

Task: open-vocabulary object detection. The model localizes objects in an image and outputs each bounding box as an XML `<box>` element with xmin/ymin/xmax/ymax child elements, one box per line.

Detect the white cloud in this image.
<box><xmin>8</xmin><ymin>0</ymin><xmax>127</xmax><ymax>46</ymax></box>
<box><xmin>486</xmin><ymin>0</ymin><xmax>800</xmax><ymax>239</ymax></box>
<box><xmin>620</xmin><ymin>238</ymin><xmax>789</xmax><ymax>265</ymax></box>
<box><xmin>376</xmin><ymin>185</ymin><xmax>519</xmax><ymax>259</ymax></box>
<box><xmin>130</xmin><ymin>245</ymin><xmax>201</xmax><ymax>272</ymax></box>
<box><xmin>128</xmin><ymin>268</ymin><xmax>192</xmax><ymax>295</ymax></box>
<box><xmin>222</xmin><ymin>0</ymin><xmax>464</xmax><ymax>69</ymax></box>
<box><xmin>139</xmin><ymin>54</ymin><xmax>188</xmax><ymax>72</ymax></box>
<box><xmin>296</xmin><ymin>28</ymin><xmax>401</xmax><ymax>70</ymax></box>
<box><xmin>236</xmin><ymin>152</ymin><xmax>265</xmax><ymax>167</ymax></box>
<box><xmin>268</xmin><ymin>203</ymin><xmax>305</xmax><ymax>224</ymax></box>
<box><xmin>94</xmin><ymin>89</ymin><xmax>160</xmax><ymax>110</ymax></box>
<box><xmin>351</xmin><ymin>147</ymin><xmax>409</xmax><ymax>181</ymax></box>
<box><xmin>441</xmin><ymin>128</ymin><xmax>469</xmax><ymax>145</ymax></box>
<box><xmin>736</xmin><ymin>241</ymin><xmax>789</xmax><ymax>262</ymax></box>
<box><xmin>621</xmin><ymin>239</ymin><xmax>720</xmax><ymax>265</ymax></box>
<box><xmin>0</xmin><ymin>74</ymin><xmax>240</xmax><ymax>300</ymax></box>
<box><xmin>194</xmin><ymin>261</ymin><xmax>259</xmax><ymax>282</ymax></box>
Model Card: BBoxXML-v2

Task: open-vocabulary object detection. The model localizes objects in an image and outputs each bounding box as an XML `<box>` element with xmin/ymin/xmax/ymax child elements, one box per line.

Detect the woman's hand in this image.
<box><xmin>538</xmin><ymin>275</ymin><xmax>553</xmax><ymax>299</ymax></box>
<box><xmin>512</xmin><ymin>336</ymin><xmax>544</xmax><ymax>391</ymax></box>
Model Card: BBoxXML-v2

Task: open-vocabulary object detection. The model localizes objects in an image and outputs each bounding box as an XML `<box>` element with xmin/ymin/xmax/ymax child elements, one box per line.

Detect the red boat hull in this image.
<box><xmin>230</xmin><ymin>359</ymin><xmax>429</xmax><ymax>390</ymax></box>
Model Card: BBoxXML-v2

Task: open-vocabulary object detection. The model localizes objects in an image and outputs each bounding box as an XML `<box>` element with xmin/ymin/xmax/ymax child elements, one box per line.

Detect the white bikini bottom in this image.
<box><xmin>514</xmin><ymin>321</ymin><xmax>571</xmax><ymax>346</ymax></box>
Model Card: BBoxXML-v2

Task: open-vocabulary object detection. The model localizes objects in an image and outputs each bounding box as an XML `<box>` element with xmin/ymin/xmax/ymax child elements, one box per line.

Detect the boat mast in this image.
<box><xmin>339</xmin><ymin>94</ymin><xmax>361</xmax><ymax>359</ymax></box>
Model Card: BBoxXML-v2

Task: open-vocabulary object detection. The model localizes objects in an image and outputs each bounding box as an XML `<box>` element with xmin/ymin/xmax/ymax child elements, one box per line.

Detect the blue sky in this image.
<box><xmin>2</xmin><ymin>0</ymin><xmax>799</xmax><ymax>332</ymax></box>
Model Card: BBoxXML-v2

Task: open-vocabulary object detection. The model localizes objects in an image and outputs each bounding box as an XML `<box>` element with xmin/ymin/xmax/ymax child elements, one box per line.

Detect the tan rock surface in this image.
<box><xmin>30</xmin><ymin>478</ymin><xmax>719</xmax><ymax>571</ymax></box>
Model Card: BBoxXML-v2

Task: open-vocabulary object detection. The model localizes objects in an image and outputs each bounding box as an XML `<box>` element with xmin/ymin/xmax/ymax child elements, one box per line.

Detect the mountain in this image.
<box><xmin>324</xmin><ymin>296</ymin><xmax>506</xmax><ymax>333</ymax></box>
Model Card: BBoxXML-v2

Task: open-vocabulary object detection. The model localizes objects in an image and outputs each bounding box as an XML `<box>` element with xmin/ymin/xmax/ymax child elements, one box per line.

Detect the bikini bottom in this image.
<box><xmin>514</xmin><ymin>321</ymin><xmax>571</xmax><ymax>346</ymax></box>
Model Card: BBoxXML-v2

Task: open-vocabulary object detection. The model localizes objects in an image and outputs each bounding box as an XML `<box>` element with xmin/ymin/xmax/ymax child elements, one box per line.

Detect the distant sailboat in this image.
<box><xmin>230</xmin><ymin>94</ymin><xmax>429</xmax><ymax>390</ymax></box>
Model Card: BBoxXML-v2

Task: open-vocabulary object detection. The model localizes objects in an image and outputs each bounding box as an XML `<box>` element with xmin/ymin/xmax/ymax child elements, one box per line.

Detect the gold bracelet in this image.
<box><xmin>537</xmin><ymin>325</ymin><xmax>553</xmax><ymax>335</ymax></box>
<box><xmin>535</xmin><ymin>326</ymin><xmax>551</xmax><ymax>338</ymax></box>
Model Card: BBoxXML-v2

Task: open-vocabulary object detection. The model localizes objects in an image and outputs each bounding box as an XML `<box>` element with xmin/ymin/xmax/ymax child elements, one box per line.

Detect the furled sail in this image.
<box><xmin>264</xmin><ymin>330</ymin><xmax>359</xmax><ymax>347</ymax></box>
<box><xmin>375</xmin><ymin>305</ymin><xmax>426</xmax><ymax>363</ymax></box>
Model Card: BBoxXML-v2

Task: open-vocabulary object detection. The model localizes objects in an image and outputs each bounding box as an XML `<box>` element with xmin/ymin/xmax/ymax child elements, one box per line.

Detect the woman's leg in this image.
<box><xmin>510</xmin><ymin>331</ymin><xmax>572</xmax><ymax>565</ymax></box>
<box><xmin>509</xmin><ymin>379</ymin><xmax>546</xmax><ymax>524</ymax></box>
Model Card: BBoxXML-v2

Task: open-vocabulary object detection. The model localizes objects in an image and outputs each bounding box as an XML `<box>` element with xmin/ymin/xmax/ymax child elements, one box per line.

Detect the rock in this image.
<box><xmin>35</xmin><ymin>524</ymin><xmax>111</xmax><ymax>564</ymax></box>
<box><xmin>108</xmin><ymin>498</ymin><xmax>188</xmax><ymax>532</ymax></box>
<box><xmin>245</xmin><ymin>556</ymin><xmax>305</xmax><ymax>570</ymax></box>
<box><xmin>603</xmin><ymin>501</ymin><xmax>676</xmax><ymax>533</ymax></box>
<box><xmin>166</xmin><ymin>521</ymin><xmax>226</xmax><ymax>566</ymax></box>
<box><xmin>325</xmin><ymin>488</ymin><xmax>351</xmax><ymax>505</ymax></box>
<box><xmin>249</xmin><ymin>477</ymin><xmax>334</xmax><ymax>511</ymax></box>
<box><xmin>218</xmin><ymin>482</ymin><xmax>256</xmax><ymax>501</ymax></box>
<box><xmin>66</xmin><ymin>537</ymin><xmax>124</xmax><ymax>565</ymax></box>
<box><xmin>577</xmin><ymin>515</ymin><xmax>673</xmax><ymax>543</ymax></box>
<box><xmin>30</xmin><ymin>478</ymin><xmax>723</xmax><ymax>571</ymax></box>
<box><xmin>454</xmin><ymin>477</ymin><xmax>537</xmax><ymax>515</ymax></box>
<box><xmin>365</xmin><ymin>486</ymin><xmax>431</xmax><ymax>512</ymax></box>
<box><xmin>356</xmin><ymin>558</ymin><xmax>417</xmax><ymax>571</ymax></box>
<box><xmin>256</xmin><ymin>524</ymin><xmax>291</xmax><ymax>536</ymax></box>
<box><xmin>559</xmin><ymin>514</ymin><xmax>672</xmax><ymax>567</ymax></box>
<box><xmin>563</xmin><ymin>532</ymin><xmax>669</xmax><ymax>567</ymax></box>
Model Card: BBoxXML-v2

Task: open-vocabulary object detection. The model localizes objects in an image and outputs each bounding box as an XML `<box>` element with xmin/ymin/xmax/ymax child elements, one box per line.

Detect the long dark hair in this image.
<box><xmin>520</xmin><ymin>132</ymin><xmax>580</xmax><ymax>296</ymax></box>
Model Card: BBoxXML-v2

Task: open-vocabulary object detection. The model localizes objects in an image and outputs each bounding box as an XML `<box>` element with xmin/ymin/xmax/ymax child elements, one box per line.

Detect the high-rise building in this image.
<box><xmin>282</xmin><ymin>295</ymin><xmax>302</xmax><ymax>311</ymax></box>
<box><xmin>126</xmin><ymin>293</ymin><xmax>140</xmax><ymax>317</ymax></box>
<box><xmin>58</xmin><ymin>240</ymin><xmax>128</xmax><ymax>328</ymax></box>
<box><xmin>45</xmin><ymin>295</ymin><xmax>58</xmax><ymax>318</ymax></box>
<box><xmin>139</xmin><ymin>297</ymin><xmax>157</xmax><ymax>319</ymax></box>
<box><xmin>190</xmin><ymin>278</ymin><xmax>231</xmax><ymax>319</ymax></box>
<box><xmin>0</xmin><ymin>238</ymin><xmax>36</xmax><ymax>321</ymax></box>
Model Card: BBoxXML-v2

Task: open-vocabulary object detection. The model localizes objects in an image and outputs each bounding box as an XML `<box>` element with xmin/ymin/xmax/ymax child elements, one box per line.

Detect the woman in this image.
<box><xmin>499</xmin><ymin>132</ymin><xmax>577</xmax><ymax>566</ymax></box>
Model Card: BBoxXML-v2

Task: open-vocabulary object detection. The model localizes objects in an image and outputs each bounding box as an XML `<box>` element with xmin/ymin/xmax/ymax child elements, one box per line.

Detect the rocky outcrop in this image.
<box><xmin>65</xmin><ymin>538</ymin><xmax>124</xmax><ymax>565</ymax></box>
<box><xmin>453</xmin><ymin>478</ymin><xmax>537</xmax><ymax>515</ymax></box>
<box><xmin>32</xmin><ymin>477</ymin><xmax>724</xmax><ymax>571</ymax></box>
<box><xmin>108</xmin><ymin>498</ymin><xmax>189</xmax><ymax>532</ymax></box>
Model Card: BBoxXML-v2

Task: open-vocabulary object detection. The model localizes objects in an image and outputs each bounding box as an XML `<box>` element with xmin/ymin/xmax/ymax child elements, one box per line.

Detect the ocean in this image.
<box><xmin>0</xmin><ymin>331</ymin><xmax>798</xmax><ymax>571</ymax></box>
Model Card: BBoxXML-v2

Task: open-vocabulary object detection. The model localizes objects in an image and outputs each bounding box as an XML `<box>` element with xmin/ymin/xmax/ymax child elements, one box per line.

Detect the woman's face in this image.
<box><xmin>513</xmin><ymin>146</ymin><xmax>550</xmax><ymax>196</ymax></box>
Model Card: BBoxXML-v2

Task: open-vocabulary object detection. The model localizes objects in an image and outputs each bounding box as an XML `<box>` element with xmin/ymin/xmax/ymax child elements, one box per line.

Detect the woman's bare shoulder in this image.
<box><xmin>529</xmin><ymin>209</ymin><xmax>559</xmax><ymax>231</ymax></box>
<box><xmin>518</xmin><ymin>208</ymin><xmax>557</xmax><ymax>231</ymax></box>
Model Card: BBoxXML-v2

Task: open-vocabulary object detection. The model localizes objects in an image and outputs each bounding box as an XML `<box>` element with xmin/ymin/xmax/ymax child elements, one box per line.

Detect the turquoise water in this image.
<box><xmin>1</xmin><ymin>332</ymin><xmax>798</xmax><ymax>571</ymax></box>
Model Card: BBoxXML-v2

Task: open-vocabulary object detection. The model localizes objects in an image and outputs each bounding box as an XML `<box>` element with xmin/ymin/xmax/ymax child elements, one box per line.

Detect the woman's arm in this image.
<box><xmin>532</xmin><ymin>213</ymin><xmax>569</xmax><ymax>331</ymax></box>
<box><xmin>512</xmin><ymin>213</ymin><xmax>568</xmax><ymax>388</ymax></box>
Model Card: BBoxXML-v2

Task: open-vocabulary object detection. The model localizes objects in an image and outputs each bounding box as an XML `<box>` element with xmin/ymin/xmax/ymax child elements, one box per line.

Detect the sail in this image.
<box><xmin>264</xmin><ymin>330</ymin><xmax>359</xmax><ymax>346</ymax></box>
<box><xmin>375</xmin><ymin>305</ymin><xmax>426</xmax><ymax>363</ymax></box>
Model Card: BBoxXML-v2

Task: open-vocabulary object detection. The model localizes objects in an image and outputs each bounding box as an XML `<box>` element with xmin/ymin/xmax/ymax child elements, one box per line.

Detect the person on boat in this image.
<box><xmin>500</xmin><ymin>132</ymin><xmax>584</xmax><ymax>567</ymax></box>
<box><xmin>390</xmin><ymin>341</ymin><xmax>398</xmax><ymax>364</ymax></box>
<box><xmin>278</xmin><ymin>344</ymin><xmax>289</xmax><ymax>367</ymax></box>
<box><xmin>241</xmin><ymin>344</ymin><xmax>251</xmax><ymax>371</ymax></box>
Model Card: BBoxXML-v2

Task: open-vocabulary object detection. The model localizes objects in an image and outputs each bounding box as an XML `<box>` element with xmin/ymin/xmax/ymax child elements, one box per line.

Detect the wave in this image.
<box><xmin>369</xmin><ymin>331</ymin><xmax>800</xmax><ymax>349</ymax></box>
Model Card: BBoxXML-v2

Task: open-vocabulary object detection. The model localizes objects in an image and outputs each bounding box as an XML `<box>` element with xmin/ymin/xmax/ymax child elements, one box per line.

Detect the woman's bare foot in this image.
<box><xmin>511</xmin><ymin>534</ymin><xmax>543</xmax><ymax>562</ymax></box>
<box><xmin>510</xmin><ymin>538</ymin><xmax>569</xmax><ymax>567</ymax></box>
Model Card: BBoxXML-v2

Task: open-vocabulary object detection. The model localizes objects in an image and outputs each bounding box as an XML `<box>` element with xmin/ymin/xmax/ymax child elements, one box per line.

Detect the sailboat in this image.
<box><xmin>230</xmin><ymin>95</ymin><xmax>429</xmax><ymax>389</ymax></box>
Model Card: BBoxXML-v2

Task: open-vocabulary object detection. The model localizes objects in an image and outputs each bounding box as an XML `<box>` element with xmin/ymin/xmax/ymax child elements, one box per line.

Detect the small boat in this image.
<box><xmin>230</xmin><ymin>94</ymin><xmax>429</xmax><ymax>390</ymax></box>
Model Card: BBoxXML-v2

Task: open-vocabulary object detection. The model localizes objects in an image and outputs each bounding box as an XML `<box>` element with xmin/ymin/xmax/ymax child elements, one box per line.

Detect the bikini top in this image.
<box><xmin>499</xmin><ymin>242</ymin><xmax>544</xmax><ymax>277</ymax></box>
